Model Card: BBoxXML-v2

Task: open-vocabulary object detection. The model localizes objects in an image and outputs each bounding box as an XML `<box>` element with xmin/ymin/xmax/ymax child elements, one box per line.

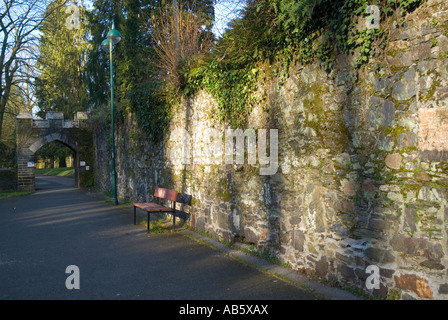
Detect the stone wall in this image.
<box><xmin>96</xmin><ymin>0</ymin><xmax>448</xmax><ymax>299</ymax></box>
<box><xmin>16</xmin><ymin>111</ymin><xmax>94</xmax><ymax>191</ymax></box>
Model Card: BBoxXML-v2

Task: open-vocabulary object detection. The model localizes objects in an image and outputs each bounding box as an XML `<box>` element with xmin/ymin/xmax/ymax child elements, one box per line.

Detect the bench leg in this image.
<box><xmin>173</xmin><ymin>211</ymin><xmax>176</xmax><ymax>231</ymax></box>
<box><xmin>147</xmin><ymin>212</ymin><xmax>150</xmax><ymax>233</ymax></box>
<box><xmin>133</xmin><ymin>206</ymin><xmax>136</xmax><ymax>225</ymax></box>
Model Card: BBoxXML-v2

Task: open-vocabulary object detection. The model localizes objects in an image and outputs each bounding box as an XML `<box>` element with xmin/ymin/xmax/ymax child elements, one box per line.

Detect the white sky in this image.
<box><xmin>81</xmin><ymin>0</ymin><xmax>244</xmax><ymax>38</ymax></box>
<box><xmin>212</xmin><ymin>0</ymin><xmax>246</xmax><ymax>38</ymax></box>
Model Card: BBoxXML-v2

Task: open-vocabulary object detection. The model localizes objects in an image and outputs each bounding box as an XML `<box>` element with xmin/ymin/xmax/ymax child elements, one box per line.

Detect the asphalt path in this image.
<box><xmin>0</xmin><ymin>175</ymin><xmax>327</xmax><ymax>301</ymax></box>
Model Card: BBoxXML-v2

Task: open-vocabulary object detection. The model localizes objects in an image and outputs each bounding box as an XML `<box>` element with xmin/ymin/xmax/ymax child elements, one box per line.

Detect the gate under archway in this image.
<box><xmin>16</xmin><ymin>111</ymin><xmax>94</xmax><ymax>191</ymax></box>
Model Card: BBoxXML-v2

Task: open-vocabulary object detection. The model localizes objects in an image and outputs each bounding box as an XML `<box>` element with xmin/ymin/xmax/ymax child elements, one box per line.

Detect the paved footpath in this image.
<box><xmin>0</xmin><ymin>175</ymin><xmax>361</xmax><ymax>301</ymax></box>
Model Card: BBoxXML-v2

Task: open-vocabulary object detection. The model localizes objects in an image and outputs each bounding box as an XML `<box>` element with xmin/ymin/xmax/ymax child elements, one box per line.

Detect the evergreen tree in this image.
<box><xmin>86</xmin><ymin>0</ymin><xmax>215</xmax><ymax>140</ymax></box>
<box><xmin>35</xmin><ymin>0</ymin><xmax>91</xmax><ymax>119</ymax></box>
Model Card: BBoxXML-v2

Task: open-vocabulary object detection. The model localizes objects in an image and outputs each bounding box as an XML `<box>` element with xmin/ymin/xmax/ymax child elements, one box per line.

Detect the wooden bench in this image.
<box><xmin>133</xmin><ymin>187</ymin><xmax>179</xmax><ymax>233</ymax></box>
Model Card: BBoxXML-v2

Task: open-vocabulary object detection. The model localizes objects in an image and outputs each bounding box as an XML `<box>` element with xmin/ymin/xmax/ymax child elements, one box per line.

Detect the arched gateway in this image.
<box><xmin>16</xmin><ymin>111</ymin><xmax>94</xmax><ymax>191</ymax></box>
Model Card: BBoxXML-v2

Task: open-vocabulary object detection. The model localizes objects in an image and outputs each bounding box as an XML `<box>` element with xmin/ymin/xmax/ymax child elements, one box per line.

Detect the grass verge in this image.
<box><xmin>0</xmin><ymin>190</ymin><xmax>33</xmax><ymax>199</ymax></box>
<box><xmin>36</xmin><ymin>167</ymin><xmax>75</xmax><ymax>178</ymax></box>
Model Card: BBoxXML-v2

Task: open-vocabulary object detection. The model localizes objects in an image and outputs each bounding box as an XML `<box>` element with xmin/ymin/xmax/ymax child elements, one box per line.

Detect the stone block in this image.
<box><xmin>439</xmin><ymin>283</ymin><xmax>448</xmax><ymax>295</ymax></box>
<box><xmin>419</xmin><ymin>259</ymin><xmax>445</xmax><ymax>270</ymax></box>
<box><xmin>46</xmin><ymin>112</ymin><xmax>64</xmax><ymax>120</ymax></box>
<box><xmin>368</xmin><ymin>218</ymin><xmax>393</xmax><ymax>233</ymax></box>
<box><xmin>367</xmin><ymin>97</ymin><xmax>395</xmax><ymax>129</ymax></box>
<box><xmin>75</xmin><ymin>112</ymin><xmax>88</xmax><ymax>120</ymax></box>
<box><xmin>17</xmin><ymin>111</ymin><xmax>33</xmax><ymax>119</ymax></box>
<box><xmin>292</xmin><ymin>229</ymin><xmax>305</xmax><ymax>252</ymax></box>
<box><xmin>378</xmin><ymin>134</ymin><xmax>394</xmax><ymax>151</ymax></box>
<box><xmin>391</xmin><ymin>67</ymin><xmax>417</xmax><ymax>101</ymax></box>
<box><xmin>32</xmin><ymin>120</ymin><xmax>50</xmax><ymax>128</ymax></box>
<box><xmin>390</xmin><ymin>234</ymin><xmax>444</xmax><ymax>262</ymax></box>
<box><xmin>398</xmin><ymin>131</ymin><xmax>417</xmax><ymax>148</ymax></box>
<box><xmin>394</xmin><ymin>273</ymin><xmax>432</xmax><ymax>299</ymax></box>
<box><xmin>316</xmin><ymin>256</ymin><xmax>329</xmax><ymax>278</ymax></box>
<box><xmin>418</xmin><ymin>108</ymin><xmax>448</xmax><ymax>161</ymax></box>
<box><xmin>337</xmin><ymin>264</ymin><xmax>356</xmax><ymax>282</ymax></box>
<box><xmin>404</xmin><ymin>206</ymin><xmax>417</xmax><ymax>233</ymax></box>
<box><xmin>385</xmin><ymin>153</ymin><xmax>403</xmax><ymax>169</ymax></box>
<box><xmin>342</xmin><ymin>180</ymin><xmax>359</xmax><ymax>197</ymax></box>
<box><xmin>365</xmin><ymin>247</ymin><xmax>395</xmax><ymax>264</ymax></box>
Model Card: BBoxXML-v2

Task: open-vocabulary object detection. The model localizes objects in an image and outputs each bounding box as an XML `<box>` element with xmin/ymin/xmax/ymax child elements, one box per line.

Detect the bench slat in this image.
<box><xmin>133</xmin><ymin>202</ymin><xmax>173</xmax><ymax>212</ymax></box>
<box><xmin>154</xmin><ymin>187</ymin><xmax>178</xmax><ymax>202</ymax></box>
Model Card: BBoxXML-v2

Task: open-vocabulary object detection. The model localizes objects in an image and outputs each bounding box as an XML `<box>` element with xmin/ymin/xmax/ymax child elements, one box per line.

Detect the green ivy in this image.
<box><xmin>182</xmin><ymin>0</ymin><xmax>424</xmax><ymax>127</ymax></box>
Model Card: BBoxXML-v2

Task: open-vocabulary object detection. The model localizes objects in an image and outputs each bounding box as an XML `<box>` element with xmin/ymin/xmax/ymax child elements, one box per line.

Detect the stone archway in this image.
<box><xmin>16</xmin><ymin>111</ymin><xmax>93</xmax><ymax>191</ymax></box>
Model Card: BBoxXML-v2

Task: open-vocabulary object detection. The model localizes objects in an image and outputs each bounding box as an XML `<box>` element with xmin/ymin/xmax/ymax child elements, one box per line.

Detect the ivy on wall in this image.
<box><xmin>182</xmin><ymin>0</ymin><xmax>424</xmax><ymax>128</ymax></box>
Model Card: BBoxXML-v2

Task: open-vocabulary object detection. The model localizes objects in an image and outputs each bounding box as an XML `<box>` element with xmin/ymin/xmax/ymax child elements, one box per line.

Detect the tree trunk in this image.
<box><xmin>0</xmin><ymin>105</ymin><xmax>4</xmax><ymax>141</ymax></box>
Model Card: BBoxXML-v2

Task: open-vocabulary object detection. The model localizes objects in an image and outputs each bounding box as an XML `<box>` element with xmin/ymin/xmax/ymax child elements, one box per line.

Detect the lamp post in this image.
<box><xmin>101</xmin><ymin>22</ymin><xmax>121</xmax><ymax>206</ymax></box>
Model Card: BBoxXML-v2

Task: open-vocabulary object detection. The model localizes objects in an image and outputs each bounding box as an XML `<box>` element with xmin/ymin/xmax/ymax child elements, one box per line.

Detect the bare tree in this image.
<box><xmin>148</xmin><ymin>1</ymin><xmax>214</xmax><ymax>89</ymax></box>
<box><xmin>0</xmin><ymin>0</ymin><xmax>67</xmax><ymax>139</ymax></box>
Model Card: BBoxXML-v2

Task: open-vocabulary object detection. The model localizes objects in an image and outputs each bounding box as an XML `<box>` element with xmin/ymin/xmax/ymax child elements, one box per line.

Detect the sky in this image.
<box><xmin>81</xmin><ymin>0</ymin><xmax>244</xmax><ymax>38</ymax></box>
<box><xmin>212</xmin><ymin>0</ymin><xmax>246</xmax><ymax>38</ymax></box>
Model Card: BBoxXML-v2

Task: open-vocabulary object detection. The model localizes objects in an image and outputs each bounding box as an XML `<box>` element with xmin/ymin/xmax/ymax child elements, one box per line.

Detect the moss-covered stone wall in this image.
<box><xmin>95</xmin><ymin>0</ymin><xmax>448</xmax><ymax>299</ymax></box>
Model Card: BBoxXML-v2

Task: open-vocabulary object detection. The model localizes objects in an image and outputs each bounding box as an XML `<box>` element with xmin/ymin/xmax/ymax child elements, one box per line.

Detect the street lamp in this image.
<box><xmin>101</xmin><ymin>22</ymin><xmax>121</xmax><ymax>206</ymax></box>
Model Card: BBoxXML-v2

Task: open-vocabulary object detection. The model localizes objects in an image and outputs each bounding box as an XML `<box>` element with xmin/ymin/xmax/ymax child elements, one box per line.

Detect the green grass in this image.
<box><xmin>241</xmin><ymin>245</ymin><xmax>292</xmax><ymax>269</ymax></box>
<box><xmin>0</xmin><ymin>190</ymin><xmax>33</xmax><ymax>199</ymax></box>
<box><xmin>36</xmin><ymin>167</ymin><xmax>75</xmax><ymax>178</ymax></box>
<box><xmin>139</xmin><ymin>217</ymin><xmax>184</xmax><ymax>234</ymax></box>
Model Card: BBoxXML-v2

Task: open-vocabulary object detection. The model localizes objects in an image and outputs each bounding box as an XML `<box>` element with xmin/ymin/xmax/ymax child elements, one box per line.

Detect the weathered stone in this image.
<box><xmin>416</xmin><ymin>41</ymin><xmax>432</xmax><ymax>60</ymax></box>
<box><xmin>259</xmin><ymin>227</ymin><xmax>270</xmax><ymax>242</ymax></box>
<box><xmin>303</xmin><ymin>184</ymin><xmax>326</xmax><ymax>232</ymax></box>
<box><xmin>385</xmin><ymin>153</ymin><xmax>403</xmax><ymax>169</ymax></box>
<box><xmin>316</xmin><ymin>256</ymin><xmax>329</xmax><ymax>278</ymax></box>
<box><xmin>390</xmin><ymin>234</ymin><xmax>444</xmax><ymax>261</ymax></box>
<box><xmin>343</xmin><ymin>180</ymin><xmax>359</xmax><ymax>197</ymax></box>
<box><xmin>400</xmin><ymin>27</ymin><xmax>417</xmax><ymax>40</ymax></box>
<box><xmin>387</xmin><ymin>191</ymin><xmax>404</xmax><ymax>202</ymax></box>
<box><xmin>365</xmin><ymin>247</ymin><xmax>395</xmax><ymax>264</ymax></box>
<box><xmin>292</xmin><ymin>229</ymin><xmax>305</xmax><ymax>252</ymax></box>
<box><xmin>414</xmin><ymin>170</ymin><xmax>431</xmax><ymax>182</ymax></box>
<box><xmin>388</xmin><ymin>50</ymin><xmax>415</xmax><ymax>68</ymax></box>
<box><xmin>361</xmin><ymin>179</ymin><xmax>377</xmax><ymax>196</ymax></box>
<box><xmin>335</xmin><ymin>199</ymin><xmax>355</xmax><ymax>214</ymax></box>
<box><xmin>337</xmin><ymin>264</ymin><xmax>356</xmax><ymax>282</ymax></box>
<box><xmin>244</xmin><ymin>227</ymin><xmax>259</xmax><ymax>244</ymax></box>
<box><xmin>289</xmin><ymin>215</ymin><xmax>301</xmax><ymax>226</ymax></box>
<box><xmin>394</xmin><ymin>274</ymin><xmax>432</xmax><ymax>299</ymax></box>
<box><xmin>418</xmin><ymin>108</ymin><xmax>448</xmax><ymax>161</ymax></box>
<box><xmin>417</xmin><ymin>59</ymin><xmax>437</xmax><ymax>75</ymax></box>
<box><xmin>368</xmin><ymin>97</ymin><xmax>395</xmax><ymax>129</ymax></box>
<box><xmin>391</xmin><ymin>67</ymin><xmax>417</xmax><ymax>101</ymax></box>
<box><xmin>372</xmin><ymin>76</ymin><xmax>393</xmax><ymax>93</ymax></box>
<box><xmin>404</xmin><ymin>206</ymin><xmax>417</xmax><ymax>233</ymax></box>
<box><xmin>336</xmin><ymin>70</ymin><xmax>356</xmax><ymax>86</ymax></box>
<box><xmin>335</xmin><ymin>152</ymin><xmax>351</xmax><ymax>167</ymax></box>
<box><xmin>398</xmin><ymin>132</ymin><xmax>417</xmax><ymax>148</ymax></box>
<box><xmin>436</xmin><ymin>86</ymin><xmax>448</xmax><ymax>100</ymax></box>
<box><xmin>439</xmin><ymin>283</ymin><xmax>448</xmax><ymax>295</ymax></box>
<box><xmin>378</xmin><ymin>134</ymin><xmax>394</xmax><ymax>151</ymax></box>
<box><xmin>380</xmin><ymin>268</ymin><xmax>395</xmax><ymax>278</ymax></box>
<box><xmin>419</xmin><ymin>259</ymin><xmax>445</xmax><ymax>270</ymax></box>
<box><xmin>368</xmin><ymin>218</ymin><xmax>393</xmax><ymax>234</ymax></box>
<box><xmin>418</xmin><ymin>186</ymin><xmax>442</xmax><ymax>202</ymax></box>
